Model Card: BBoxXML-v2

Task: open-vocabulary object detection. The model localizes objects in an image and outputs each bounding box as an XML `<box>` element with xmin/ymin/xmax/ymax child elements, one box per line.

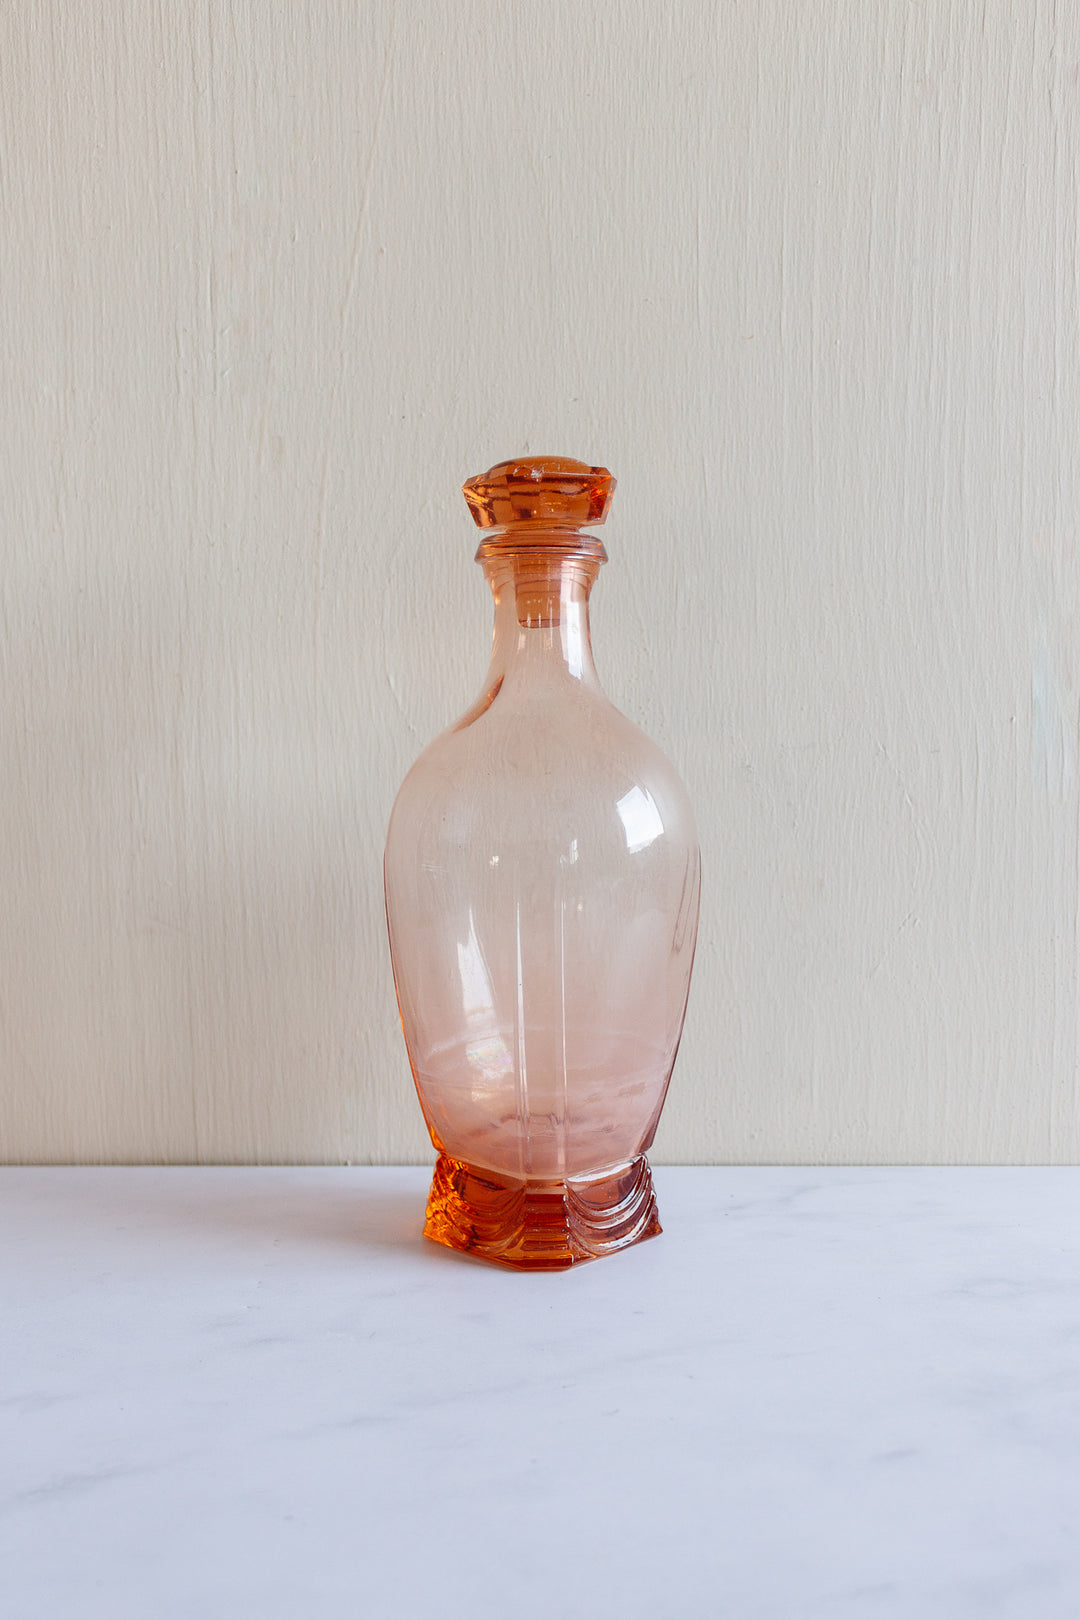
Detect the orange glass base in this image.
<box><xmin>423</xmin><ymin>1151</ymin><xmax>662</xmax><ymax>1270</ymax></box>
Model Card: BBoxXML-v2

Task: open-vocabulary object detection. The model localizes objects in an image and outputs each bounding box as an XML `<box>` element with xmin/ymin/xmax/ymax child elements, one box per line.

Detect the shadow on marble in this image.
<box><xmin>159</xmin><ymin>1177</ymin><xmax>430</xmax><ymax>1259</ymax></box>
<box><xmin>3</xmin><ymin>1170</ymin><xmax>434</xmax><ymax>1261</ymax></box>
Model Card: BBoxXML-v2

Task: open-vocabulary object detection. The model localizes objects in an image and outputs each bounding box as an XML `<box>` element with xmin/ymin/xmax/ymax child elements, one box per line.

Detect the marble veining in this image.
<box><xmin>3</xmin><ymin>1168</ymin><xmax>1080</xmax><ymax>1618</ymax></box>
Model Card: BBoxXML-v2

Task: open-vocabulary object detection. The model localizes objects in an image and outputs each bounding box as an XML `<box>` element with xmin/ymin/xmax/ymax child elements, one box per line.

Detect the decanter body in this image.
<box><xmin>384</xmin><ymin>459</ymin><xmax>700</xmax><ymax>1268</ymax></box>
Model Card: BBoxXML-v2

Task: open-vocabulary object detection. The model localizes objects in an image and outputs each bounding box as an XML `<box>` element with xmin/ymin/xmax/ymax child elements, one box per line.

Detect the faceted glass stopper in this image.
<box><xmin>462</xmin><ymin>456</ymin><xmax>615</xmax><ymax>531</ymax></box>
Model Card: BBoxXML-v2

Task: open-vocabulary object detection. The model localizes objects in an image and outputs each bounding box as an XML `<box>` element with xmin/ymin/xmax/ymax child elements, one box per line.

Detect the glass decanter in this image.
<box><xmin>384</xmin><ymin>458</ymin><xmax>700</xmax><ymax>1268</ymax></box>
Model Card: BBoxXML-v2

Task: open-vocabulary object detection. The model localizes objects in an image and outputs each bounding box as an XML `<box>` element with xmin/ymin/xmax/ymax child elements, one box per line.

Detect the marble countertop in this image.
<box><xmin>3</xmin><ymin>1167</ymin><xmax>1080</xmax><ymax>1618</ymax></box>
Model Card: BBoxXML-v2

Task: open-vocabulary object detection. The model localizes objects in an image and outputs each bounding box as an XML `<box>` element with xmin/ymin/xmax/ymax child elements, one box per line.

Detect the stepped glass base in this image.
<box><xmin>423</xmin><ymin>1151</ymin><xmax>662</xmax><ymax>1270</ymax></box>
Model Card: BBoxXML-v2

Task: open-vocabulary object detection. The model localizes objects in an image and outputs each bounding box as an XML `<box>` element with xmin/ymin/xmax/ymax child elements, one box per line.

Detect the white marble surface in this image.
<box><xmin>3</xmin><ymin>1168</ymin><xmax>1080</xmax><ymax>1618</ymax></box>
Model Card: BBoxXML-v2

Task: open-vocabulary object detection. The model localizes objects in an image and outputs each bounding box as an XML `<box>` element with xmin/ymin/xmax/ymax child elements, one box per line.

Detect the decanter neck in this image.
<box><xmin>462</xmin><ymin>457</ymin><xmax>615</xmax><ymax>694</ymax></box>
<box><xmin>482</xmin><ymin>550</ymin><xmax>602</xmax><ymax>687</ymax></box>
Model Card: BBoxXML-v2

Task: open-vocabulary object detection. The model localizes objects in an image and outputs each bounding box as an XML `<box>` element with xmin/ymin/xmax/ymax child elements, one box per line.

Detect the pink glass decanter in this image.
<box><xmin>384</xmin><ymin>458</ymin><xmax>700</xmax><ymax>1268</ymax></box>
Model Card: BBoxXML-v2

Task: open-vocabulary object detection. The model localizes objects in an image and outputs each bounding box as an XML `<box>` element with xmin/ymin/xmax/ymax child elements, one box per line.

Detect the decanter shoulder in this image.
<box><xmin>387</xmin><ymin>684</ymin><xmax>697</xmax><ymax>864</ymax></box>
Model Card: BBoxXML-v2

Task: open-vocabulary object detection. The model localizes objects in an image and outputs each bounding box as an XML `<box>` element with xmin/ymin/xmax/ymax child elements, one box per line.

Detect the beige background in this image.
<box><xmin>2</xmin><ymin>2</ymin><xmax>1079</xmax><ymax>1164</ymax></box>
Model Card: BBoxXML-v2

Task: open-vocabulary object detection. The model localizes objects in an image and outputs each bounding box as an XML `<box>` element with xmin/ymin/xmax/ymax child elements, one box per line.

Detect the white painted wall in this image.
<box><xmin>2</xmin><ymin>2</ymin><xmax>1078</xmax><ymax>1164</ymax></box>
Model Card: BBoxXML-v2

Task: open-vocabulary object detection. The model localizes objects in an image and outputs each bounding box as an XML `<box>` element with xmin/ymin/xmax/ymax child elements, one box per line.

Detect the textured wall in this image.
<box><xmin>2</xmin><ymin>2</ymin><xmax>1078</xmax><ymax>1164</ymax></box>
